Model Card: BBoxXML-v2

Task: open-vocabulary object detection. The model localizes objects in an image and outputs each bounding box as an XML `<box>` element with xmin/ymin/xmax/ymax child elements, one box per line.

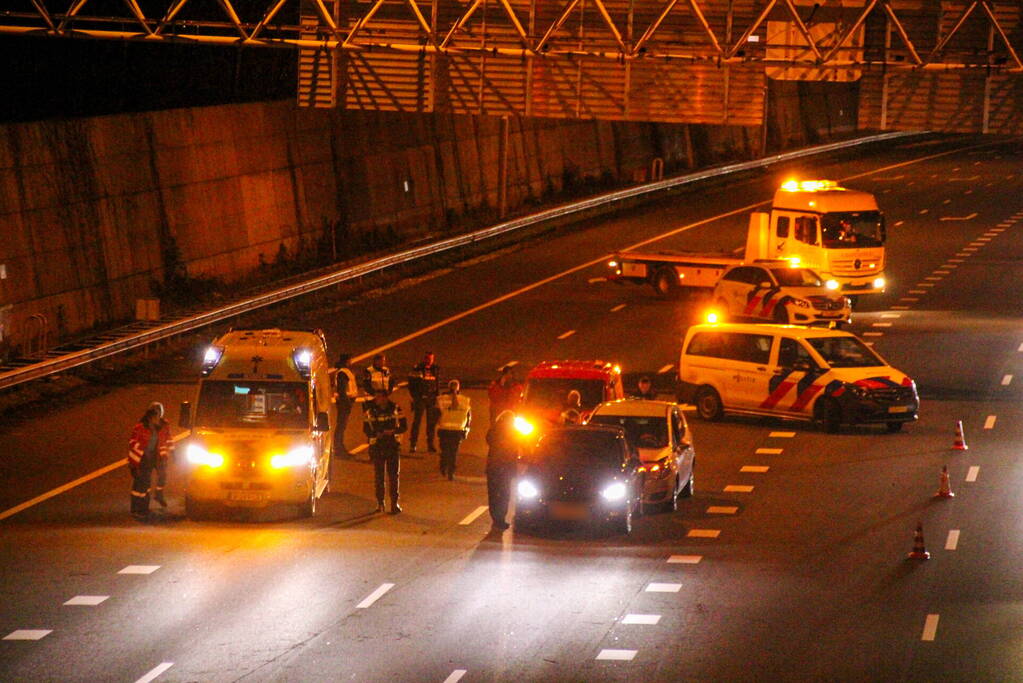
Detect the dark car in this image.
<box><xmin>515</xmin><ymin>425</ymin><xmax>644</xmax><ymax>534</ymax></box>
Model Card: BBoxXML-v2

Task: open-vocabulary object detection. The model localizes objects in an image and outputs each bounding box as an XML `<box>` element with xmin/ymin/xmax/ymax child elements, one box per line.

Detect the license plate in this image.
<box><xmin>888</xmin><ymin>405</ymin><xmax>911</xmax><ymax>414</ymax></box>
<box><xmin>227</xmin><ymin>490</ymin><xmax>267</xmax><ymax>502</ymax></box>
<box><xmin>549</xmin><ymin>502</ymin><xmax>590</xmax><ymax>521</ymax></box>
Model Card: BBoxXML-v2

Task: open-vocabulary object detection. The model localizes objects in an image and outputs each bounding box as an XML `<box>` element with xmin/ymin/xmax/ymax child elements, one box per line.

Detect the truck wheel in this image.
<box><xmin>695</xmin><ymin>386</ymin><xmax>723</xmax><ymax>421</ymax></box>
<box><xmin>653</xmin><ymin>267</ymin><xmax>678</xmax><ymax>298</ymax></box>
<box><xmin>813</xmin><ymin>398</ymin><xmax>842</xmax><ymax>433</ymax></box>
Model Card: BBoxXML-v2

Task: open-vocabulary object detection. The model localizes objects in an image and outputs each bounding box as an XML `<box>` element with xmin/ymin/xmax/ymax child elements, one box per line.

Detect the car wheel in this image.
<box><xmin>886</xmin><ymin>421</ymin><xmax>904</xmax><ymax>433</ymax></box>
<box><xmin>813</xmin><ymin>397</ymin><xmax>842</xmax><ymax>433</ymax></box>
<box><xmin>773</xmin><ymin>302</ymin><xmax>789</xmax><ymax>324</ymax></box>
<box><xmin>663</xmin><ymin>476</ymin><xmax>680</xmax><ymax>512</ymax></box>
<box><xmin>680</xmin><ymin>463</ymin><xmax>694</xmax><ymax>498</ymax></box>
<box><xmin>323</xmin><ymin>459</ymin><xmax>331</xmax><ymax>494</ymax></box>
<box><xmin>298</xmin><ymin>488</ymin><xmax>316</xmax><ymax>518</ymax></box>
<box><xmin>695</xmin><ymin>386</ymin><xmax>723</xmax><ymax>421</ymax></box>
<box><xmin>653</xmin><ymin>267</ymin><xmax>678</xmax><ymax>298</ymax></box>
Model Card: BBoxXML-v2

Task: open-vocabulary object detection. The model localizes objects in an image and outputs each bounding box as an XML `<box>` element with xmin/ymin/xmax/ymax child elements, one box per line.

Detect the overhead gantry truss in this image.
<box><xmin>3</xmin><ymin>0</ymin><xmax>1023</xmax><ymax>129</ymax></box>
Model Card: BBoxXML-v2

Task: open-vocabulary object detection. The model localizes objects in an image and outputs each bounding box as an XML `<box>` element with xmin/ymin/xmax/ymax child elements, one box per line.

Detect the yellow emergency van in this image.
<box><xmin>679</xmin><ymin>322</ymin><xmax>918</xmax><ymax>432</ymax></box>
<box><xmin>178</xmin><ymin>328</ymin><xmax>335</xmax><ymax>518</ymax></box>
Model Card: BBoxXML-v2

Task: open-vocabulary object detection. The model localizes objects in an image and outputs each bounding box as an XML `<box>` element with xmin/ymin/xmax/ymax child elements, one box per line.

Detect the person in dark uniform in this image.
<box><xmin>127</xmin><ymin>402</ymin><xmax>172</xmax><ymax>520</ymax></box>
<box><xmin>486</xmin><ymin>410</ymin><xmax>520</xmax><ymax>530</ymax></box>
<box><xmin>631</xmin><ymin>376</ymin><xmax>657</xmax><ymax>400</ymax></box>
<box><xmin>363</xmin><ymin>389</ymin><xmax>407</xmax><ymax>514</ymax></box>
<box><xmin>407</xmin><ymin>351</ymin><xmax>440</xmax><ymax>453</ymax></box>
<box><xmin>330</xmin><ymin>353</ymin><xmax>358</xmax><ymax>458</ymax></box>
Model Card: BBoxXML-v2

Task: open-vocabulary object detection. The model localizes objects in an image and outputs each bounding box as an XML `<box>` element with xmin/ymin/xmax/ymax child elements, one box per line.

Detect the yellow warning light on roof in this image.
<box><xmin>787</xmin><ymin>256</ymin><xmax>801</xmax><ymax>266</ymax></box>
<box><xmin>780</xmin><ymin>179</ymin><xmax>838</xmax><ymax>193</ymax></box>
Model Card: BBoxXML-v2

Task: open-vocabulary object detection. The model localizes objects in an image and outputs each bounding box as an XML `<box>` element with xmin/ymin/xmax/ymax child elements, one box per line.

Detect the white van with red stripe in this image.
<box><xmin>678</xmin><ymin>323</ymin><xmax>918</xmax><ymax>432</ymax></box>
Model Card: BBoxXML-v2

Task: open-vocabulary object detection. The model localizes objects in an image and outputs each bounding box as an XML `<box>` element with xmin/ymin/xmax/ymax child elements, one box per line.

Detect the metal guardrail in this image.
<box><xmin>0</xmin><ymin>130</ymin><xmax>925</xmax><ymax>392</ymax></box>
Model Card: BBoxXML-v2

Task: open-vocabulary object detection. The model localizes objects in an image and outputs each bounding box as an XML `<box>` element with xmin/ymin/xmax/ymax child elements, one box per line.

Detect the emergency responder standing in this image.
<box><xmin>330</xmin><ymin>353</ymin><xmax>358</xmax><ymax>458</ymax></box>
<box><xmin>487</xmin><ymin>365</ymin><xmax>523</xmax><ymax>425</ymax></box>
<box><xmin>362</xmin><ymin>353</ymin><xmax>394</xmax><ymax>396</ymax></box>
<box><xmin>363</xmin><ymin>389</ymin><xmax>407</xmax><ymax>514</ymax></box>
<box><xmin>128</xmin><ymin>402</ymin><xmax>173</xmax><ymax>521</ymax></box>
<box><xmin>407</xmin><ymin>351</ymin><xmax>440</xmax><ymax>453</ymax></box>
<box><xmin>631</xmin><ymin>376</ymin><xmax>657</xmax><ymax>400</ymax></box>
<box><xmin>486</xmin><ymin>410</ymin><xmax>519</xmax><ymax>530</ymax></box>
<box><xmin>559</xmin><ymin>390</ymin><xmax>583</xmax><ymax>425</ymax></box>
<box><xmin>436</xmin><ymin>379</ymin><xmax>471</xmax><ymax>480</ymax></box>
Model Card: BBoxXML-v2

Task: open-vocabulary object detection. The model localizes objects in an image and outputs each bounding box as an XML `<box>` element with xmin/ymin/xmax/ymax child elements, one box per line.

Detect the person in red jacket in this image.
<box><xmin>487</xmin><ymin>365</ymin><xmax>523</xmax><ymax>426</ymax></box>
<box><xmin>128</xmin><ymin>402</ymin><xmax>172</xmax><ymax>520</ymax></box>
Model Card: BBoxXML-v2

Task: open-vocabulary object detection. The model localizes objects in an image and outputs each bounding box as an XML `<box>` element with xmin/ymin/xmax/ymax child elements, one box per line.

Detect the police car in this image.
<box><xmin>711</xmin><ymin>261</ymin><xmax>851</xmax><ymax>327</ymax></box>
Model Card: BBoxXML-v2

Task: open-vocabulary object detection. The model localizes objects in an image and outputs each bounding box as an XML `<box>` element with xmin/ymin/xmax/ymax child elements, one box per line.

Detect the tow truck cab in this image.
<box><xmin>748</xmin><ymin>179</ymin><xmax>887</xmax><ymax>296</ymax></box>
<box><xmin>178</xmin><ymin>328</ymin><xmax>335</xmax><ymax>518</ymax></box>
<box><xmin>520</xmin><ymin>360</ymin><xmax>625</xmax><ymax>426</ymax></box>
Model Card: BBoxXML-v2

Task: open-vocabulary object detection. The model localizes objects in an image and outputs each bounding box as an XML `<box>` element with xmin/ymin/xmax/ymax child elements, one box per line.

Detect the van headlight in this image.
<box><xmin>271</xmin><ymin>445</ymin><xmax>315</xmax><ymax>469</ymax></box>
<box><xmin>186</xmin><ymin>443</ymin><xmax>224</xmax><ymax>468</ymax></box>
<box><xmin>517</xmin><ymin>479</ymin><xmax>540</xmax><ymax>499</ymax></box>
<box><xmin>825</xmin><ymin>279</ymin><xmax>839</xmax><ymax>290</ymax></box>
<box><xmin>601</xmin><ymin>482</ymin><xmax>627</xmax><ymax>501</ymax></box>
<box><xmin>873</xmin><ymin>277</ymin><xmax>886</xmax><ymax>290</ymax></box>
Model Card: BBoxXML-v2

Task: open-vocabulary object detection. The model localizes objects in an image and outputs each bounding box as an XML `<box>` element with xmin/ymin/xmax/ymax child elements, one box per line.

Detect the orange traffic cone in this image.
<box><xmin>908</xmin><ymin>522</ymin><xmax>930</xmax><ymax>560</ymax></box>
<box><xmin>952</xmin><ymin>420</ymin><xmax>968</xmax><ymax>451</ymax></box>
<box><xmin>935</xmin><ymin>465</ymin><xmax>955</xmax><ymax>499</ymax></box>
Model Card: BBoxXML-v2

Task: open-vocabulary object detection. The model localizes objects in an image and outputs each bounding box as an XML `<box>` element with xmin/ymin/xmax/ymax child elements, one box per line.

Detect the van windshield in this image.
<box><xmin>820</xmin><ymin>211</ymin><xmax>885</xmax><ymax>248</ymax></box>
<box><xmin>807</xmin><ymin>337</ymin><xmax>886</xmax><ymax>368</ymax></box>
<box><xmin>195</xmin><ymin>381</ymin><xmax>309</xmax><ymax>429</ymax></box>
<box><xmin>523</xmin><ymin>378</ymin><xmax>606</xmax><ymax>411</ymax></box>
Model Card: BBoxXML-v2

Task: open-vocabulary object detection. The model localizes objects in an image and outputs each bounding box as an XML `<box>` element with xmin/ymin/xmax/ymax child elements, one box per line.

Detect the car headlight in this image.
<box><xmin>846</xmin><ymin>383</ymin><xmax>868</xmax><ymax>399</ymax></box>
<box><xmin>513</xmin><ymin>416</ymin><xmax>535</xmax><ymax>436</ymax></box>
<box><xmin>517</xmin><ymin>479</ymin><xmax>540</xmax><ymax>499</ymax></box>
<box><xmin>186</xmin><ymin>443</ymin><xmax>224</xmax><ymax>468</ymax></box>
<box><xmin>825</xmin><ymin>279</ymin><xmax>839</xmax><ymax>290</ymax></box>
<box><xmin>792</xmin><ymin>299</ymin><xmax>810</xmax><ymax>308</ymax></box>
<box><xmin>601</xmin><ymin>482</ymin><xmax>627</xmax><ymax>501</ymax></box>
<box><xmin>270</xmin><ymin>445</ymin><xmax>315</xmax><ymax>469</ymax></box>
<box><xmin>873</xmin><ymin>277</ymin><xmax>886</xmax><ymax>290</ymax></box>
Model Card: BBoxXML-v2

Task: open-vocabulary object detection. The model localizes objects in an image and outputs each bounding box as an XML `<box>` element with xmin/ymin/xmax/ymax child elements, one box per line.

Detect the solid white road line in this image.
<box><xmin>872</xmin><ymin>322</ymin><xmax>893</xmax><ymax>327</ymax></box>
<box><xmin>966</xmin><ymin>466</ymin><xmax>979</xmax><ymax>482</ymax></box>
<box><xmin>3</xmin><ymin>630</ymin><xmax>51</xmax><ymax>641</ymax></box>
<box><xmin>588</xmin><ymin>277</ymin><xmax>606</xmax><ymax>284</ymax></box>
<box><xmin>658</xmin><ymin>364</ymin><xmax>674</xmax><ymax>374</ymax></box>
<box><xmin>724</xmin><ymin>485</ymin><xmax>754</xmax><ymax>493</ymax></box>
<box><xmin>458</xmin><ymin>506</ymin><xmax>488</xmax><ymax>525</ymax></box>
<box><xmin>940</xmin><ymin>213</ymin><xmax>978</xmax><ymax>221</ymax></box>
<box><xmin>134</xmin><ymin>663</ymin><xmax>174</xmax><ymax>683</ymax></box>
<box><xmin>769</xmin><ymin>431</ymin><xmax>795</xmax><ymax>438</ymax></box>
<box><xmin>623</xmin><ymin>614</ymin><xmax>662</xmax><ymax>625</ymax></box>
<box><xmin>740</xmin><ymin>466</ymin><xmax>769</xmax><ymax>473</ymax></box>
<box><xmin>881</xmin><ymin>313</ymin><xmax>902</xmax><ymax>318</ymax></box>
<box><xmin>357</xmin><ymin>583</ymin><xmax>395</xmax><ymax>609</ymax></box>
<box><xmin>687</xmin><ymin>529</ymin><xmax>721</xmax><ymax>538</ymax></box>
<box><xmin>1002</xmin><ymin>375</ymin><xmax>1013</xmax><ymax>386</ymax></box>
<box><xmin>922</xmin><ymin>614</ymin><xmax>940</xmax><ymax>641</ymax></box>
<box><xmin>0</xmin><ymin>458</ymin><xmax>128</xmax><ymax>522</ymax></box>
<box><xmin>984</xmin><ymin>415</ymin><xmax>997</xmax><ymax>429</ymax></box>
<box><xmin>118</xmin><ymin>566</ymin><xmax>160</xmax><ymax>575</ymax></box>
<box><xmin>646</xmin><ymin>583</ymin><xmax>682</xmax><ymax>592</ymax></box>
<box><xmin>596</xmin><ymin>649</ymin><xmax>637</xmax><ymax>661</ymax></box>
<box><xmin>557</xmin><ymin>330</ymin><xmax>576</xmax><ymax>340</ymax></box>
<box><xmin>667</xmin><ymin>555</ymin><xmax>702</xmax><ymax>563</ymax></box>
<box><xmin>945</xmin><ymin>530</ymin><xmax>960</xmax><ymax>551</ymax></box>
<box><xmin>706</xmin><ymin>506</ymin><xmax>738</xmax><ymax>514</ymax></box>
<box><xmin>755</xmin><ymin>448</ymin><xmax>782</xmax><ymax>455</ymax></box>
<box><xmin>64</xmin><ymin>595</ymin><xmax>109</xmax><ymax>606</ymax></box>
<box><xmin>443</xmin><ymin>669</ymin><xmax>467</xmax><ymax>683</ymax></box>
<box><xmin>611</xmin><ymin>304</ymin><xmax>626</xmax><ymax>312</ymax></box>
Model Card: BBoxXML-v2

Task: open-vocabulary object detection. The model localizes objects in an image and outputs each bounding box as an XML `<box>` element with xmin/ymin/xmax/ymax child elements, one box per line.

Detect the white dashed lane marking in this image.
<box><xmin>909</xmin><ymin>289</ymin><xmax>927</xmax><ymax>294</ymax></box>
<box><xmin>946</xmin><ymin>530</ymin><xmax>960</xmax><ymax>551</ymax></box>
<box><xmin>3</xmin><ymin>630</ymin><xmax>51</xmax><ymax>641</ymax></box>
<box><xmin>940</xmin><ymin>213</ymin><xmax>978</xmax><ymax>221</ymax></box>
<box><xmin>922</xmin><ymin>614</ymin><xmax>940</xmax><ymax>641</ymax></box>
<box><xmin>984</xmin><ymin>415</ymin><xmax>997</xmax><ymax>429</ymax></box>
<box><xmin>623</xmin><ymin>614</ymin><xmax>662</xmax><ymax>625</ymax></box>
<box><xmin>890</xmin><ymin>305</ymin><xmax>910</xmax><ymax>310</ymax></box>
<box><xmin>863</xmin><ymin>332</ymin><xmax>883</xmax><ymax>337</ymax></box>
<box><xmin>740</xmin><ymin>466</ymin><xmax>769</xmax><ymax>473</ymax></box>
<box><xmin>966</xmin><ymin>466</ymin><xmax>979</xmax><ymax>482</ymax></box>
<box><xmin>769</xmin><ymin>431</ymin><xmax>795</xmax><ymax>437</ymax></box>
<box><xmin>658</xmin><ymin>364</ymin><xmax>674</xmax><ymax>374</ymax></box>
<box><xmin>611</xmin><ymin>304</ymin><xmax>626</xmax><ymax>312</ymax></box>
<box><xmin>667</xmin><ymin>554</ymin><xmax>702</xmax><ymax>564</ymax></box>
<box><xmin>119</xmin><ymin>566</ymin><xmax>160</xmax><ymax>575</ymax></box>
<box><xmin>707</xmin><ymin>506</ymin><xmax>738</xmax><ymax>514</ymax></box>
<box><xmin>1002</xmin><ymin>375</ymin><xmax>1013</xmax><ymax>386</ymax></box>
<box><xmin>443</xmin><ymin>670</ymin><xmax>467</xmax><ymax>683</ymax></box>
<box><xmin>597</xmin><ymin>649</ymin><xmax>637</xmax><ymax>661</ymax></box>
<box><xmin>357</xmin><ymin>583</ymin><xmax>395</xmax><ymax>609</ymax></box>
<box><xmin>687</xmin><ymin>529</ymin><xmax>721</xmax><ymax>538</ymax></box>
<box><xmin>881</xmin><ymin>313</ymin><xmax>901</xmax><ymax>318</ymax></box>
<box><xmin>755</xmin><ymin>448</ymin><xmax>782</xmax><ymax>455</ymax></box>
<box><xmin>919</xmin><ymin>209</ymin><xmax>929</xmax><ymax>215</ymax></box>
<box><xmin>458</xmin><ymin>506</ymin><xmax>488</xmax><ymax>525</ymax></box>
<box><xmin>1018</xmin><ymin>341</ymin><xmax>1023</xmax><ymax>352</ymax></box>
<box><xmin>557</xmin><ymin>330</ymin><xmax>576</xmax><ymax>340</ymax></box>
<box><xmin>724</xmin><ymin>485</ymin><xmax>754</xmax><ymax>493</ymax></box>
<box><xmin>646</xmin><ymin>583</ymin><xmax>682</xmax><ymax>592</ymax></box>
<box><xmin>587</xmin><ymin>277</ymin><xmax>606</xmax><ymax>284</ymax></box>
<box><xmin>134</xmin><ymin>663</ymin><xmax>174</xmax><ymax>683</ymax></box>
<box><xmin>64</xmin><ymin>595</ymin><xmax>108</xmax><ymax>606</ymax></box>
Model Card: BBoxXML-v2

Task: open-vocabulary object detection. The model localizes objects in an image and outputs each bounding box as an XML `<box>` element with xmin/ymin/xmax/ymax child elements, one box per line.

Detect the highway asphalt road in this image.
<box><xmin>2</xmin><ymin>134</ymin><xmax>1023</xmax><ymax>681</ymax></box>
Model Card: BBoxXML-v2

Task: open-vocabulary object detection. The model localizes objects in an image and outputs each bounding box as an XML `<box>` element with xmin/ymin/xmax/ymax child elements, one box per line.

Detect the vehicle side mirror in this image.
<box><xmin>178</xmin><ymin>401</ymin><xmax>191</xmax><ymax>429</ymax></box>
<box><xmin>315</xmin><ymin>411</ymin><xmax>330</xmax><ymax>433</ymax></box>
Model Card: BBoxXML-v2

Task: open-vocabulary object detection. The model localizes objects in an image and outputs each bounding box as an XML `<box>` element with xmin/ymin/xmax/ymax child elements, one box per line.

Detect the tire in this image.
<box><xmin>653</xmin><ymin>267</ymin><xmax>678</xmax><ymax>299</ymax></box>
<box><xmin>773</xmin><ymin>302</ymin><xmax>790</xmax><ymax>324</ymax></box>
<box><xmin>886</xmin><ymin>421</ymin><xmax>904</xmax><ymax>433</ymax></box>
<box><xmin>813</xmin><ymin>397</ymin><xmax>842</xmax><ymax>433</ymax></box>
<box><xmin>695</xmin><ymin>386</ymin><xmax>723</xmax><ymax>421</ymax></box>
<box><xmin>680</xmin><ymin>463</ymin><xmax>694</xmax><ymax>498</ymax></box>
<box><xmin>298</xmin><ymin>487</ymin><xmax>316</xmax><ymax>518</ymax></box>
<box><xmin>323</xmin><ymin>459</ymin><xmax>331</xmax><ymax>494</ymax></box>
<box><xmin>662</xmin><ymin>476</ymin><xmax>680</xmax><ymax>512</ymax></box>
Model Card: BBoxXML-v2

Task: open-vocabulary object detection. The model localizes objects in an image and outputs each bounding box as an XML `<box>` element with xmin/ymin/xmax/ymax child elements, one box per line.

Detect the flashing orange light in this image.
<box><xmin>706</xmin><ymin>311</ymin><xmax>720</xmax><ymax>324</ymax></box>
<box><xmin>780</xmin><ymin>179</ymin><xmax>838</xmax><ymax>193</ymax></box>
<box><xmin>513</xmin><ymin>416</ymin><xmax>535</xmax><ymax>436</ymax></box>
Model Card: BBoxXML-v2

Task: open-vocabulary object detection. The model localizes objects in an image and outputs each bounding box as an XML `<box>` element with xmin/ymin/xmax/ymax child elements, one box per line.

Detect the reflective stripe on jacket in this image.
<box><xmin>436</xmin><ymin>393</ymin><xmax>471</xmax><ymax>432</ymax></box>
<box><xmin>128</xmin><ymin>421</ymin><xmax>172</xmax><ymax>466</ymax></box>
